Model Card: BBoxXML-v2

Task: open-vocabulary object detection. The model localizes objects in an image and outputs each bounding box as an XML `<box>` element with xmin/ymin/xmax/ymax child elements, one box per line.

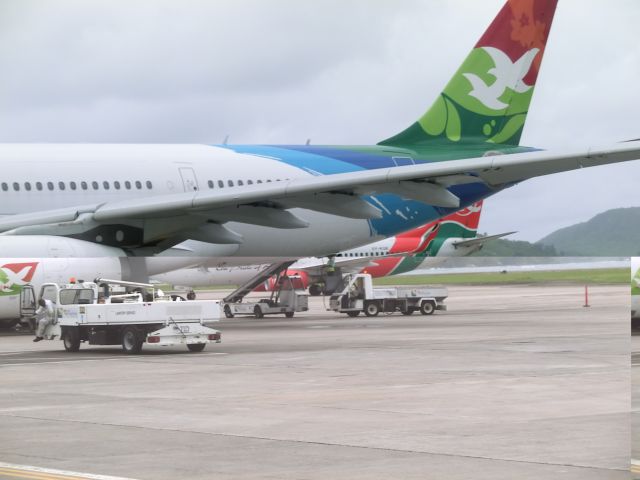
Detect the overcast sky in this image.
<box><xmin>0</xmin><ymin>0</ymin><xmax>638</xmax><ymax>241</ymax></box>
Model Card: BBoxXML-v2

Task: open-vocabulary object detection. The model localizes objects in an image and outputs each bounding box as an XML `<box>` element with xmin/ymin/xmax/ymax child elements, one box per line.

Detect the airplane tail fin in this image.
<box><xmin>445</xmin><ymin>201</ymin><xmax>483</xmax><ymax>239</ymax></box>
<box><xmin>379</xmin><ymin>0</ymin><xmax>558</xmax><ymax>147</ymax></box>
<box><xmin>398</xmin><ymin>201</ymin><xmax>484</xmax><ymax>256</ymax></box>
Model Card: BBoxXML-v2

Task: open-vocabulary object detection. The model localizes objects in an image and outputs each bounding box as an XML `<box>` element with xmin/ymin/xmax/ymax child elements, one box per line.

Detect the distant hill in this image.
<box><xmin>537</xmin><ymin>207</ymin><xmax>640</xmax><ymax>256</ymax></box>
<box><xmin>471</xmin><ymin>238</ymin><xmax>557</xmax><ymax>257</ymax></box>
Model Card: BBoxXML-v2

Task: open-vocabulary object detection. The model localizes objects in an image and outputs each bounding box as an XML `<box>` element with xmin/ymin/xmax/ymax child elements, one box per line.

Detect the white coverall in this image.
<box><xmin>35</xmin><ymin>299</ymin><xmax>55</xmax><ymax>338</ymax></box>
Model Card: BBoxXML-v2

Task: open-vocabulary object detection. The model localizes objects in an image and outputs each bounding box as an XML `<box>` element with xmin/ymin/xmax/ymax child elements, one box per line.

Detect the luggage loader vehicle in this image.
<box><xmin>329</xmin><ymin>273</ymin><xmax>447</xmax><ymax>317</ymax></box>
<box><xmin>25</xmin><ymin>278</ymin><xmax>222</xmax><ymax>354</ymax></box>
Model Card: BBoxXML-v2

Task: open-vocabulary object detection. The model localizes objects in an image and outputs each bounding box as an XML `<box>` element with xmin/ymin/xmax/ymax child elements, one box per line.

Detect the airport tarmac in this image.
<box><xmin>0</xmin><ymin>284</ymin><xmax>629</xmax><ymax>480</ymax></box>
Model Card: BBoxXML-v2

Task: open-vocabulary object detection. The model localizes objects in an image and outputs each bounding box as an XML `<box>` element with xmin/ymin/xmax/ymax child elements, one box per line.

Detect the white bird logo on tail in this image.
<box><xmin>0</xmin><ymin>266</ymin><xmax>35</xmax><ymax>293</ymax></box>
<box><xmin>463</xmin><ymin>47</ymin><xmax>539</xmax><ymax>111</ymax></box>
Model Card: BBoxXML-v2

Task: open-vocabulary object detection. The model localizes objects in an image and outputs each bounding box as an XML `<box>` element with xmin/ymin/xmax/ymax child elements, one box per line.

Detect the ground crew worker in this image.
<box><xmin>33</xmin><ymin>298</ymin><xmax>55</xmax><ymax>342</ymax></box>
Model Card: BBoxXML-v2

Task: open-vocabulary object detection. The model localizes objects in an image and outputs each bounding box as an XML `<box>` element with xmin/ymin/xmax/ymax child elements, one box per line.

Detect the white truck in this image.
<box><xmin>223</xmin><ymin>275</ymin><xmax>309</xmax><ymax>319</ymax></box>
<box><xmin>26</xmin><ymin>278</ymin><xmax>222</xmax><ymax>354</ymax></box>
<box><xmin>329</xmin><ymin>273</ymin><xmax>448</xmax><ymax>317</ymax></box>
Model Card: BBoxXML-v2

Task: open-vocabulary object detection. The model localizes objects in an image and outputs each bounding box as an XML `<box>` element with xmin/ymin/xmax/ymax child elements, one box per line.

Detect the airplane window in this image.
<box><xmin>266</xmin><ymin>179</ymin><xmax>272</xmax><ymax>183</ymax></box>
<box><xmin>247</xmin><ymin>180</ymin><xmax>253</xmax><ymax>185</ymax></box>
<box><xmin>135</xmin><ymin>181</ymin><xmax>142</xmax><ymax>189</ymax></box>
<box><xmin>218</xmin><ymin>180</ymin><xmax>224</xmax><ymax>188</ymax></box>
<box><xmin>70</xmin><ymin>181</ymin><xmax>77</xmax><ymax>191</ymax></box>
<box><xmin>238</xmin><ymin>180</ymin><xmax>244</xmax><ymax>186</ymax></box>
<box><xmin>1</xmin><ymin>182</ymin><xmax>7</xmax><ymax>191</ymax></box>
<box><xmin>103</xmin><ymin>181</ymin><xmax>110</xmax><ymax>190</ymax></box>
<box><xmin>81</xmin><ymin>181</ymin><xmax>88</xmax><ymax>190</ymax></box>
<box><xmin>47</xmin><ymin>182</ymin><xmax>54</xmax><ymax>191</ymax></box>
<box><xmin>24</xmin><ymin>182</ymin><xmax>31</xmax><ymax>191</ymax></box>
<box><xmin>36</xmin><ymin>182</ymin><xmax>43</xmax><ymax>191</ymax></box>
<box><xmin>228</xmin><ymin>180</ymin><xmax>234</xmax><ymax>187</ymax></box>
<box><xmin>257</xmin><ymin>180</ymin><xmax>263</xmax><ymax>184</ymax></box>
<box><xmin>58</xmin><ymin>182</ymin><xmax>65</xmax><ymax>191</ymax></box>
<box><xmin>13</xmin><ymin>182</ymin><xmax>20</xmax><ymax>191</ymax></box>
<box><xmin>92</xmin><ymin>181</ymin><xmax>99</xmax><ymax>190</ymax></box>
<box><xmin>146</xmin><ymin>181</ymin><xmax>152</xmax><ymax>189</ymax></box>
<box><xmin>208</xmin><ymin>180</ymin><xmax>214</xmax><ymax>189</ymax></box>
<box><xmin>114</xmin><ymin>181</ymin><xmax>121</xmax><ymax>190</ymax></box>
<box><xmin>125</xmin><ymin>181</ymin><xmax>131</xmax><ymax>190</ymax></box>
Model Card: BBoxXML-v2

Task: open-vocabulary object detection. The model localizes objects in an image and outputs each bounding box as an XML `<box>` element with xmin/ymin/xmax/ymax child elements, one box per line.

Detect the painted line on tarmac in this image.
<box><xmin>0</xmin><ymin>463</ymin><xmax>136</xmax><ymax>480</ymax></box>
<box><xmin>0</xmin><ymin>357</ymin><xmax>127</xmax><ymax>367</ymax></box>
<box><xmin>0</xmin><ymin>351</ymin><xmax>229</xmax><ymax>367</ymax></box>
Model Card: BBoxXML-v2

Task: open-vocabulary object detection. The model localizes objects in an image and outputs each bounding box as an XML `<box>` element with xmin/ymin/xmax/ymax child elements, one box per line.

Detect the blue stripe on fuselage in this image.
<box><xmin>278</xmin><ymin>146</ymin><xmax>397</xmax><ymax>170</ymax></box>
<box><xmin>223</xmin><ymin>145</ymin><xmax>364</xmax><ymax>175</ymax></box>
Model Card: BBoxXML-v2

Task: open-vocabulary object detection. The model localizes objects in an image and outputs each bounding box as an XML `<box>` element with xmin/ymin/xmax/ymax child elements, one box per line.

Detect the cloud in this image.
<box><xmin>0</xmin><ymin>0</ymin><xmax>638</xmax><ymax>240</ymax></box>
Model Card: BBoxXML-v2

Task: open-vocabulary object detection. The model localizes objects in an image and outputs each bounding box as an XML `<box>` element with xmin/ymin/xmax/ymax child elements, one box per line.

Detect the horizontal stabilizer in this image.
<box><xmin>452</xmin><ymin>231</ymin><xmax>515</xmax><ymax>248</ymax></box>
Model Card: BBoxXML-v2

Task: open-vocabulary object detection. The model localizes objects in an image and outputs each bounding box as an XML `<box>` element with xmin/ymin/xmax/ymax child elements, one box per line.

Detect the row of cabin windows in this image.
<box><xmin>2</xmin><ymin>177</ymin><xmax>290</xmax><ymax>193</ymax></box>
<box><xmin>1</xmin><ymin>180</ymin><xmax>153</xmax><ymax>192</ymax></box>
<box><xmin>206</xmin><ymin>178</ymin><xmax>287</xmax><ymax>189</ymax></box>
<box><xmin>338</xmin><ymin>251</ymin><xmax>388</xmax><ymax>258</ymax></box>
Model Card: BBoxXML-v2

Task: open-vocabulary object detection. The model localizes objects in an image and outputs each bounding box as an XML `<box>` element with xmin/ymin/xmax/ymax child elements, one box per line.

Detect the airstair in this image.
<box><xmin>223</xmin><ymin>261</ymin><xmax>296</xmax><ymax>304</ymax></box>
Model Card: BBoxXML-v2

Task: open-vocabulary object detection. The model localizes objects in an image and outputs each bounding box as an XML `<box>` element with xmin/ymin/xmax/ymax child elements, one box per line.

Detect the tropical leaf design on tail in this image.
<box><xmin>380</xmin><ymin>0</ymin><xmax>558</xmax><ymax>147</ymax></box>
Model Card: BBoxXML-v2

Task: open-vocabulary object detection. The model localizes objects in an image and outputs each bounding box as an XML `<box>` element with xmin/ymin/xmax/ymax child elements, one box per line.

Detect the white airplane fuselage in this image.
<box><xmin>0</xmin><ymin>144</ymin><xmax>441</xmax><ymax>259</ymax></box>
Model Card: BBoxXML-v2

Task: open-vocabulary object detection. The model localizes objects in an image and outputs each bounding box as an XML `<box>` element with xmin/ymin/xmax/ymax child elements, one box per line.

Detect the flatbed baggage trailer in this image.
<box><xmin>329</xmin><ymin>273</ymin><xmax>447</xmax><ymax>317</ymax></box>
<box><xmin>30</xmin><ymin>278</ymin><xmax>222</xmax><ymax>354</ymax></box>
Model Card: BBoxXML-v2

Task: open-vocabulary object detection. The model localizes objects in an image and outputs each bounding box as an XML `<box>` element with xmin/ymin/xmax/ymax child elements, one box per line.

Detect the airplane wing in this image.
<box><xmin>1</xmin><ymin>142</ymin><xmax>639</xmax><ymax>248</ymax></box>
<box><xmin>451</xmin><ymin>231</ymin><xmax>516</xmax><ymax>248</ymax></box>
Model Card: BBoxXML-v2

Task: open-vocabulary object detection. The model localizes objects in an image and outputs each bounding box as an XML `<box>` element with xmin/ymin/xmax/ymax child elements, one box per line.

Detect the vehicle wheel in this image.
<box><xmin>121</xmin><ymin>326</ymin><xmax>143</xmax><ymax>354</ymax></box>
<box><xmin>224</xmin><ymin>304</ymin><xmax>234</xmax><ymax>318</ymax></box>
<box><xmin>400</xmin><ymin>307</ymin><xmax>414</xmax><ymax>316</ymax></box>
<box><xmin>420</xmin><ymin>301</ymin><xmax>435</xmax><ymax>315</ymax></box>
<box><xmin>346</xmin><ymin>311</ymin><xmax>360</xmax><ymax>317</ymax></box>
<box><xmin>62</xmin><ymin>328</ymin><xmax>81</xmax><ymax>352</ymax></box>
<box><xmin>187</xmin><ymin>291</ymin><xmax>196</xmax><ymax>301</ymax></box>
<box><xmin>254</xmin><ymin>305</ymin><xmax>264</xmax><ymax>319</ymax></box>
<box><xmin>309</xmin><ymin>284</ymin><xmax>322</xmax><ymax>296</ymax></box>
<box><xmin>187</xmin><ymin>343</ymin><xmax>206</xmax><ymax>353</ymax></box>
<box><xmin>285</xmin><ymin>312</ymin><xmax>295</xmax><ymax>318</ymax></box>
<box><xmin>364</xmin><ymin>302</ymin><xmax>380</xmax><ymax>317</ymax></box>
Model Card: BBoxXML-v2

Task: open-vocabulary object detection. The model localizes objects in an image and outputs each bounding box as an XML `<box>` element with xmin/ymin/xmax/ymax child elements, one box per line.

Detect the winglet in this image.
<box><xmin>379</xmin><ymin>0</ymin><xmax>559</xmax><ymax>147</ymax></box>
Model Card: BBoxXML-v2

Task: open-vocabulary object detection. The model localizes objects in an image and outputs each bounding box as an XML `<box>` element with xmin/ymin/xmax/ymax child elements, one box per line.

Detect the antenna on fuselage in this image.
<box><xmin>306</xmin><ymin>139</ymin><xmax>311</xmax><ymax>145</ymax></box>
<box><xmin>223</xmin><ymin>135</ymin><xmax>230</xmax><ymax>145</ymax></box>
